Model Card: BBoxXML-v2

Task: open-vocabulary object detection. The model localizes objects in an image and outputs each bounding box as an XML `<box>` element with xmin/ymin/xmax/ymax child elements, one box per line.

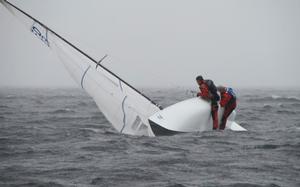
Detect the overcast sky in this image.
<box><xmin>0</xmin><ymin>0</ymin><xmax>299</xmax><ymax>89</ymax></box>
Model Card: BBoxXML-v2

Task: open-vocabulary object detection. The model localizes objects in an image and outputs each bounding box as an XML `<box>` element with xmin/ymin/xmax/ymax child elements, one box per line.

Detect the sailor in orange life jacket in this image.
<box><xmin>196</xmin><ymin>76</ymin><xmax>220</xmax><ymax>130</ymax></box>
<box><xmin>217</xmin><ymin>86</ymin><xmax>237</xmax><ymax>130</ymax></box>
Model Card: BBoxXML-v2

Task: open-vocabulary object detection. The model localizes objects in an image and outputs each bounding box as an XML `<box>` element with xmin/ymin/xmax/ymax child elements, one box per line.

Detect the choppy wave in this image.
<box><xmin>291</xmin><ymin>103</ymin><xmax>300</xmax><ymax>107</ymax></box>
<box><xmin>248</xmin><ymin>95</ymin><xmax>300</xmax><ymax>102</ymax></box>
<box><xmin>276</xmin><ymin>110</ymin><xmax>298</xmax><ymax>115</ymax></box>
<box><xmin>243</xmin><ymin>142</ymin><xmax>300</xmax><ymax>150</ymax></box>
<box><xmin>0</xmin><ymin>105</ymin><xmax>10</xmax><ymax>109</ymax></box>
<box><xmin>0</xmin><ymin>88</ymin><xmax>299</xmax><ymax>187</ymax></box>
<box><xmin>254</xmin><ymin>144</ymin><xmax>280</xmax><ymax>149</ymax></box>
<box><xmin>222</xmin><ymin>183</ymin><xmax>281</xmax><ymax>187</ymax></box>
<box><xmin>49</xmin><ymin>108</ymin><xmax>76</xmax><ymax>114</ymax></box>
<box><xmin>79</xmin><ymin>127</ymin><xmax>102</xmax><ymax>133</ymax></box>
<box><xmin>4</xmin><ymin>94</ymin><xmax>17</xmax><ymax>99</ymax></box>
<box><xmin>263</xmin><ymin>104</ymin><xmax>272</xmax><ymax>109</ymax></box>
<box><xmin>5</xmin><ymin>181</ymin><xmax>65</xmax><ymax>187</ymax></box>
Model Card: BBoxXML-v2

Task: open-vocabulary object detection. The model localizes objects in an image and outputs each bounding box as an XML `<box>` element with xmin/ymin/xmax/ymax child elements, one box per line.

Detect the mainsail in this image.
<box><xmin>1</xmin><ymin>0</ymin><xmax>161</xmax><ymax>136</ymax></box>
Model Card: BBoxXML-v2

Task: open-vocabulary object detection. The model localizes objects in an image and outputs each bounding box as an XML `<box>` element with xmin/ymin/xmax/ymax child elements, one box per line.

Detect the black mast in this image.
<box><xmin>2</xmin><ymin>0</ymin><xmax>161</xmax><ymax>108</ymax></box>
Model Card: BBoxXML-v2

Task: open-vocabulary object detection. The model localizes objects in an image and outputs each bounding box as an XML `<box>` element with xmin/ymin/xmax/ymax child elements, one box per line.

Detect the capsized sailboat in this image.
<box><xmin>1</xmin><ymin>0</ymin><xmax>246</xmax><ymax>136</ymax></box>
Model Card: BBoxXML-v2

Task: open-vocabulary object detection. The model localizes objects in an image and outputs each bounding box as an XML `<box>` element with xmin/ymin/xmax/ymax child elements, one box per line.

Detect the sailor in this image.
<box><xmin>217</xmin><ymin>86</ymin><xmax>237</xmax><ymax>130</ymax></box>
<box><xmin>196</xmin><ymin>76</ymin><xmax>220</xmax><ymax>130</ymax></box>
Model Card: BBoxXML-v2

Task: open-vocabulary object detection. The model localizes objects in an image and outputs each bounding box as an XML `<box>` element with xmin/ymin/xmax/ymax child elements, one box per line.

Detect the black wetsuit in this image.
<box><xmin>204</xmin><ymin>80</ymin><xmax>220</xmax><ymax>130</ymax></box>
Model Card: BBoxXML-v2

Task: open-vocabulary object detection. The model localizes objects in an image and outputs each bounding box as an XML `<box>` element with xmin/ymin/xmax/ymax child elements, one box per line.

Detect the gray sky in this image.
<box><xmin>0</xmin><ymin>0</ymin><xmax>299</xmax><ymax>89</ymax></box>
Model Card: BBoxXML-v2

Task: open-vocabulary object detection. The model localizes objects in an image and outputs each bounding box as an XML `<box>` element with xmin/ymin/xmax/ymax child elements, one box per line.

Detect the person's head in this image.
<box><xmin>217</xmin><ymin>86</ymin><xmax>226</xmax><ymax>93</ymax></box>
<box><xmin>196</xmin><ymin>75</ymin><xmax>204</xmax><ymax>86</ymax></box>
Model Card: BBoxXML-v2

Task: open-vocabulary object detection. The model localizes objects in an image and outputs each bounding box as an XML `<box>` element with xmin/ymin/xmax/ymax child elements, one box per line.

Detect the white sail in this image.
<box><xmin>1</xmin><ymin>0</ymin><xmax>161</xmax><ymax>136</ymax></box>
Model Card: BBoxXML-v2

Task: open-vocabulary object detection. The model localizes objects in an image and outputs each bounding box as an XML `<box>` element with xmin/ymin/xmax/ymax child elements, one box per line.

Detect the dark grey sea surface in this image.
<box><xmin>0</xmin><ymin>88</ymin><xmax>299</xmax><ymax>187</ymax></box>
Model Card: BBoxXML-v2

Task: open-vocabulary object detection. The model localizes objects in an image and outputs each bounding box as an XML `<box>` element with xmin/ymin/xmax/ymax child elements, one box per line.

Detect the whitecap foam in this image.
<box><xmin>80</xmin><ymin>128</ymin><xmax>101</xmax><ymax>133</ymax></box>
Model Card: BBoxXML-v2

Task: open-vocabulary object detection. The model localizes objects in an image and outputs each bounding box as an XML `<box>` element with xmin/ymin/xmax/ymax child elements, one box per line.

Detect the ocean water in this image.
<box><xmin>0</xmin><ymin>88</ymin><xmax>299</xmax><ymax>187</ymax></box>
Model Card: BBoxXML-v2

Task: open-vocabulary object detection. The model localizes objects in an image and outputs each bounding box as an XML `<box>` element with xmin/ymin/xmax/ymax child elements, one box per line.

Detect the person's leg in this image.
<box><xmin>211</xmin><ymin>101</ymin><xmax>219</xmax><ymax>130</ymax></box>
<box><xmin>220</xmin><ymin>107</ymin><xmax>231</xmax><ymax>130</ymax></box>
<box><xmin>220</xmin><ymin>100</ymin><xmax>236</xmax><ymax>130</ymax></box>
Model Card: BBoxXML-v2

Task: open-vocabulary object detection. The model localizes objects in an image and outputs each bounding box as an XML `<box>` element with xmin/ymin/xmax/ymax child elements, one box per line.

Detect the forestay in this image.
<box><xmin>1</xmin><ymin>0</ymin><xmax>161</xmax><ymax>136</ymax></box>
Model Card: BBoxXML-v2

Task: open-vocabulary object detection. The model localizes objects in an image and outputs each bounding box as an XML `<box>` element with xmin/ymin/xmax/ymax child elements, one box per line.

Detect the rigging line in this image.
<box><xmin>81</xmin><ymin>65</ymin><xmax>91</xmax><ymax>89</ymax></box>
<box><xmin>120</xmin><ymin>96</ymin><xmax>128</xmax><ymax>133</ymax></box>
<box><xmin>2</xmin><ymin>0</ymin><xmax>161</xmax><ymax>108</ymax></box>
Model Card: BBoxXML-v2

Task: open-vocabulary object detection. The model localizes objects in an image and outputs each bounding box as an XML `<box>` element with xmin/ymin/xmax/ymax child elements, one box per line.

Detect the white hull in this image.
<box><xmin>148</xmin><ymin>97</ymin><xmax>247</xmax><ymax>135</ymax></box>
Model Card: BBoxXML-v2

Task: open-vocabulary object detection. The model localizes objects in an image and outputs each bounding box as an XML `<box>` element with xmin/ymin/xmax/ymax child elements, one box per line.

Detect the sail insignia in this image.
<box><xmin>31</xmin><ymin>22</ymin><xmax>49</xmax><ymax>47</ymax></box>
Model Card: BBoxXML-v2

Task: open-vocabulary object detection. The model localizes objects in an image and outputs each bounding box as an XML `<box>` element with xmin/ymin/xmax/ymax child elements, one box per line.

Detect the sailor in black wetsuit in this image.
<box><xmin>196</xmin><ymin>76</ymin><xmax>220</xmax><ymax>130</ymax></box>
